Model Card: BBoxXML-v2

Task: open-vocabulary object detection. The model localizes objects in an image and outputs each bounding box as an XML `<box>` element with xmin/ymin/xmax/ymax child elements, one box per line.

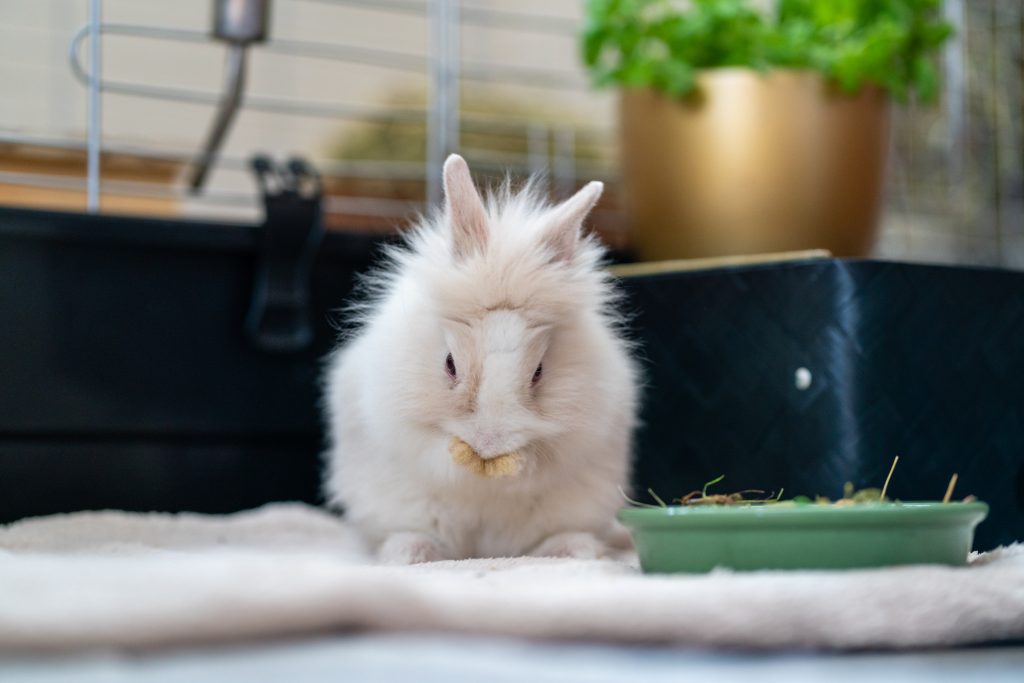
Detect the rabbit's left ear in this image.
<box><xmin>540</xmin><ymin>181</ymin><xmax>603</xmax><ymax>262</ymax></box>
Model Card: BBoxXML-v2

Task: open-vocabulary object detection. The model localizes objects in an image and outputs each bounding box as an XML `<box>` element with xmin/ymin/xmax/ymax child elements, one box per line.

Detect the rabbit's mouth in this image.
<box><xmin>449</xmin><ymin>437</ymin><xmax>524</xmax><ymax>478</ymax></box>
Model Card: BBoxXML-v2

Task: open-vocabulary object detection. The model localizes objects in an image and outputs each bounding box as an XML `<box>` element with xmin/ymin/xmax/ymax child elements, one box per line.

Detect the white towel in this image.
<box><xmin>1</xmin><ymin>503</ymin><xmax>1021</xmax><ymax>652</ymax></box>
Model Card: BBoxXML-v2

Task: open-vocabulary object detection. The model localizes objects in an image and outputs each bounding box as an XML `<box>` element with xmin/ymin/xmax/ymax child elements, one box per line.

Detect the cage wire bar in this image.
<box><xmin>942</xmin><ymin>0</ymin><xmax>966</xmax><ymax>187</ymax></box>
<box><xmin>85</xmin><ymin>0</ymin><xmax>101</xmax><ymax>213</ymax></box>
<box><xmin>427</xmin><ymin>0</ymin><xmax>460</xmax><ymax>206</ymax></box>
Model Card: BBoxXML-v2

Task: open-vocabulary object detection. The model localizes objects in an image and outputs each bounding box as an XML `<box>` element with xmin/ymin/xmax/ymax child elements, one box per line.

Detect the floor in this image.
<box><xmin>4</xmin><ymin>634</ymin><xmax>1023</xmax><ymax>683</ymax></box>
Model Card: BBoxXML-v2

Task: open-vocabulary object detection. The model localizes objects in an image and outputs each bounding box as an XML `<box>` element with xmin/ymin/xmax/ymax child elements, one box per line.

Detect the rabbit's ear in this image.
<box><xmin>443</xmin><ymin>154</ymin><xmax>489</xmax><ymax>260</ymax></box>
<box><xmin>541</xmin><ymin>181</ymin><xmax>603</xmax><ymax>262</ymax></box>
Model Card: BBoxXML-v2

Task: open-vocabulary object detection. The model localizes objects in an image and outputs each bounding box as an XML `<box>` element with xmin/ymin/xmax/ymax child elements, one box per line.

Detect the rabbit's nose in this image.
<box><xmin>472</xmin><ymin>431</ymin><xmax>518</xmax><ymax>458</ymax></box>
<box><xmin>472</xmin><ymin>432</ymin><xmax>501</xmax><ymax>457</ymax></box>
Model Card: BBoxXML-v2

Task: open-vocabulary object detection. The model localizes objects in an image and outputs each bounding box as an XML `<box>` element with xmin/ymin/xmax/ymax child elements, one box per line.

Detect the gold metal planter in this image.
<box><xmin>620</xmin><ymin>69</ymin><xmax>890</xmax><ymax>261</ymax></box>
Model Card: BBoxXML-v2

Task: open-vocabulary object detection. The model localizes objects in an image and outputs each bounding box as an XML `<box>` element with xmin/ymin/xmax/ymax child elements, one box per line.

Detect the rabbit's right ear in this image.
<box><xmin>443</xmin><ymin>154</ymin><xmax>489</xmax><ymax>260</ymax></box>
<box><xmin>440</xmin><ymin>154</ymin><xmax>487</xmax><ymax>262</ymax></box>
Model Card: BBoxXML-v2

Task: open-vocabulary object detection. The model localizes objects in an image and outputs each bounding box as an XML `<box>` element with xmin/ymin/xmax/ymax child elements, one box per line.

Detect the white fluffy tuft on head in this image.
<box><xmin>322</xmin><ymin>155</ymin><xmax>639</xmax><ymax>564</ymax></box>
<box><xmin>443</xmin><ymin>154</ymin><xmax>604</xmax><ymax>266</ymax></box>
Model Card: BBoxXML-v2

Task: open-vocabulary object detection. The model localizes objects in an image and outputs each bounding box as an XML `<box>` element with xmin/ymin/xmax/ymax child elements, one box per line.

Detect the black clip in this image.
<box><xmin>245</xmin><ymin>155</ymin><xmax>325</xmax><ymax>352</ymax></box>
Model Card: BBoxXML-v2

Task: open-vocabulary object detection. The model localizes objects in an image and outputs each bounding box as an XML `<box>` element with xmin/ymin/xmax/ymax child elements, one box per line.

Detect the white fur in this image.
<box><xmin>322</xmin><ymin>155</ymin><xmax>639</xmax><ymax>562</ymax></box>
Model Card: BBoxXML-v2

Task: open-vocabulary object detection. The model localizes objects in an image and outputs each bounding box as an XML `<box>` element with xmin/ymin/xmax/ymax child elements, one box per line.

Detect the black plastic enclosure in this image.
<box><xmin>1</xmin><ymin>206</ymin><xmax>1021</xmax><ymax>550</ymax></box>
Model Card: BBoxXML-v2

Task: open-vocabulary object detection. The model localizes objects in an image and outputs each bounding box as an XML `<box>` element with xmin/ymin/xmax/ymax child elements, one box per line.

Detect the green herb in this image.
<box><xmin>702</xmin><ymin>474</ymin><xmax>725</xmax><ymax>497</ymax></box>
<box><xmin>581</xmin><ymin>0</ymin><xmax>952</xmax><ymax>101</ymax></box>
<box><xmin>677</xmin><ymin>475</ymin><xmax>785</xmax><ymax>506</ymax></box>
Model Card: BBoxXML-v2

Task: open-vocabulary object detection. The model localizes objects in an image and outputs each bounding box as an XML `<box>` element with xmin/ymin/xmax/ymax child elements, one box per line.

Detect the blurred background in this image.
<box><xmin>0</xmin><ymin>0</ymin><xmax>1021</xmax><ymax>267</ymax></box>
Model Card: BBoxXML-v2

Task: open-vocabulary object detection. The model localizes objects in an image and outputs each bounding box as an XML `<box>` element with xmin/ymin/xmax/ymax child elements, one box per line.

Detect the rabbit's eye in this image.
<box><xmin>532</xmin><ymin>363</ymin><xmax>543</xmax><ymax>384</ymax></box>
<box><xmin>445</xmin><ymin>353</ymin><xmax>457</xmax><ymax>379</ymax></box>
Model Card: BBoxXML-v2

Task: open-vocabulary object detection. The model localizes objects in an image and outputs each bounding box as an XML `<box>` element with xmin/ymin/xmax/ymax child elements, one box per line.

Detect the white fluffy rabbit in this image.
<box><xmin>322</xmin><ymin>154</ymin><xmax>639</xmax><ymax>563</ymax></box>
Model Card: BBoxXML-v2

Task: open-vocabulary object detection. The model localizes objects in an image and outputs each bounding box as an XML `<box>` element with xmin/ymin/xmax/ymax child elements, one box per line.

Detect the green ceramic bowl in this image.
<box><xmin>618</xmin><ymin>501</ymin><xmax>989</xmax><ymax>573</ymax></box>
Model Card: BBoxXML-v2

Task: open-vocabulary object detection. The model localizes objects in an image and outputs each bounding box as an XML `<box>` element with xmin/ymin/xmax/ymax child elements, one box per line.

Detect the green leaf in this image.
<box><xmin>912</xmin><ymin>56</ymin><xmax>939</xmax><ymax>103</ymax></box>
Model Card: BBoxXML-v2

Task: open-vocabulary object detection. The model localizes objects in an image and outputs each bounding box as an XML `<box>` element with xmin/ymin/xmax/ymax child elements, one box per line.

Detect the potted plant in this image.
<box><xmin>582</xmin><ymin>0</ymin><xmax>952</xmax><ymax>261</ymax></box>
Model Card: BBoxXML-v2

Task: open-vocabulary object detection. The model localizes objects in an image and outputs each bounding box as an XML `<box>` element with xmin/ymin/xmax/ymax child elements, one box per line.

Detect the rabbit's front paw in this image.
<box><xmin>529</xmin><ymin>532</ymin><xmax>606</xmax><ymax>559</ymax></box>
<box><xmin>378</xmin><ymin>532</ymin><xmax>447</xmax><ymax>564</ymax></box>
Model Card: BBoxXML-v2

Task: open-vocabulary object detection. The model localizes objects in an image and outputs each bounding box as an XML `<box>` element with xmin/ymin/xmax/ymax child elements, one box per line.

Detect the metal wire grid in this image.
<box><xmin>0</xmin><ymin>0</ymin><xmax>611</xmax><ymax>221</ymax></box>
<box><xmin>882</xmin><ymin>0</ymin><xmax>1023</xmax><ymax>269</ymax></box>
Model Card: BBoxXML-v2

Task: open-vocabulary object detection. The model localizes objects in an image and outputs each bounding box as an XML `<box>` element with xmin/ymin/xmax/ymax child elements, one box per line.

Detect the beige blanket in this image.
<box><xmin>1</xmin><ymin>503</ymin><xmax>1021</xmax><ymax>652</ymax></box>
